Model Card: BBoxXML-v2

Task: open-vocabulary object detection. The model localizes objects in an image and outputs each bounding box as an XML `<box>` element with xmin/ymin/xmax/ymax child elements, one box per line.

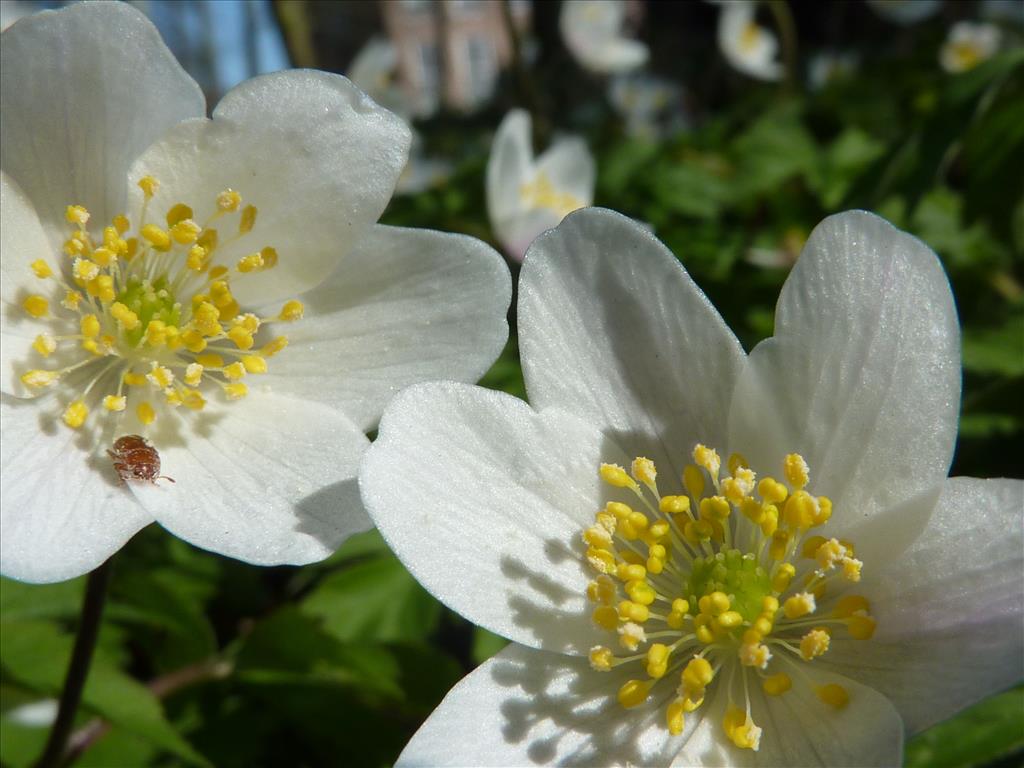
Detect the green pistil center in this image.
<box><xmin>117</xmin><ymin>277</ymin><xmax>181</xmax><ymax>347</ymax></box>
<box><xmin>686</xmin><ymin>549</ymin><xmax>771</xmax><ymax>624</ymax></box>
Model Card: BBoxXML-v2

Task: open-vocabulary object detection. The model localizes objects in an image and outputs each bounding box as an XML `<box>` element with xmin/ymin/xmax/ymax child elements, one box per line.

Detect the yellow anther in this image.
<box><xmin>666</xmin><ymin>698</ymin><xmax>686</xmax><ymax>736</ymax></box>
<box><xmin>192</xmin><ymin>355</ymin><xmax>222</xmax><ymax>371</ymax></box>
<box><xmin>262</xmin><ymin>336</ymin><xmax>288</xmax><ymax>357</ymax></box>
<box><xmin>617</xmin><ymin>622</ymin><xmax>646</xmax><ymax>651</ymax></box>
<box><xmin>197</xmin><ymin>227</ymin><xmax>218</xmax><ymax>252</ymax></box>
<box><xmin>260</xmin><ymin>246</ymin><xmax>278</xmax><ymax>268</ymax></box>
<box><xmin>682</xmin><ymin>657</ymin><xmax>714</xmax><ymax>691</ymax></box>
<box><xmin>714</xmin><ymin>610</ymin><xmax>741</xmax><ymax>629</ymax></box>
<box><xmin>659</xmin><ymin>495</ymin><xmax>690</xmax><ymax>515</ymax></box>
<box><xmin>742</xmin><ymin>628</ymin><xmax>762</xmax><ymax>644</ymax></box>
<box><xmin>705</xmin><ymin>592</ymin><xmax>731</xmax><ymax>616</ymax></box>
<box><xmin>102</xmin><ymin>395</ymin><xmax>126</xmax><ymax>412</ymax></box>
<box><xmin>171</xmin><ymin>219</ymin><xmax>201</xmax><ymax>244</ymax></box>
<box><xmin>143</xmin><ymin>320</ymin><xmax>169</xmax><ymax>347</ymax></box>
<box><xmin>589</xmin><ymin>646</ymin><xmax>614</xmax><ymax>671</ymax></box>
<box><xmin>136</xmin><ymin>401</ymin><xmax>156</xmax><ymax>425</ymax></box>
<box><xmin>723</xmin><ymin>707</ymin><xmax>761</xmax><ymax>751</ymax></box>
<box><xmin>617</xmin><ymin>679</ymin><xmax>651</xmax><ymax>709</ymax></box>
<box><xmin>646</xmin><ymin>520</ymin><xmax>669</xmax><ymax>541</ymax></box>
<box><xmin>784</xmin><ymin>453</ymin><xmax>809</xmax><ymax>489</ymax></box>
<box><xmin>60</xmin><ymin>290</ymin><xmax>81</xmax><ymax>313</ymax></box>
<box><xmin>684</xmin><ymin>519</ymin><xmax>714</xmax><ymax>543</ymax></box>
<box><xmin>186</xmin><ymin>245</ymin><xmax>209</xmax><ymax>271</ymax></box>
<box><xmin>645</xmin><ymin>643</ymin><xmax>670</xmax><ymax>678</ymax></box>
<box><xmin>631</xmin><ymin>457</ymin><xmax>657</xmax><ymax>485</ymax></box>
<box><xmin>760</xmin><ymin>505</ymin><xmax>779</xmax><ymax>536</ymax></box>
<box><xmin>217</xmin><ymin>189</ymin><xmax>241</xmax><ymax>212</ymax></box>
<box><xmin>586</xmin><ymin>547</ymin><xmax>616</xmax><ymax>573</ymax></box>
<box><xmin>177</xmin><ymin>329</ymin><xmax>204</xmax><ymax>354</ymax></box>
<box><xmin>118</xmin><ymin>372</ymin><xmax>144</xmax><ymax>388</ymax></box>
<box><xmin>600</xmin><ymin>463</ymin><xmax>637</xmax><ymax>489</ymax></box>
<box><xmin>182</xmin><ymin>388</ymin><xmax>206</xmax><ymax>411</ymax></box>
<box><xmin>21</xmin><ymin>369</ymin><xmax>59</xmax><ymax>388</ymax></box>
<box><xmin>237</xmin><ymin>252</ymin><xmax>264</xmax><ymax>272</ymax></box>
<box><xmin>274</xmin><ymin>299</ymin><xmax>304</xmax><ymax>322</ymax></box>
<box><xmin>109</xmin><ymin>302</ymin><xmax>140</xmax><ymax>331</ymax></box>
<box><xmin>727</xmin><ymin>452</ymin><xmax>748</xmax><ymax>476</ymax></box>
<box><xmin>771</xmin><ymin>562</ymin><xmax>796</xmax><ymax>593</ymax></box>
<box><xmin>768</xmin><ymin>530</ymin><xmax>790</xmax><ymax>561</ymax></box>
<box><xmin>595</xmin><ymin>511</ymin><xmax>617</xmax><ymax>534</ymax></box>
<box><xmin>606</xmin><ymin>501</ymin><xmax>632</xmax><ymax>520</ymax></box>
<box><xmin>179</xmin><ymin>363</ymin><xmax>202</xmax><ymax>387</ymax></box>
<box><xmin>817</xmin><ymin>683</ymin><xmax>849</xmax><ymax>709</ymax></box>
<box><xmin>30</xmin><ymin>259</ymin><xmax>53</xmax><ymax>279</ymax></box>
<box><xmin>616</xmin><ymin>563</ymin><xmax>647</xmax><ymax>582</ymax></box>
<box><xmin>814</xmin><ymin>538</ymin><xmax>846</xmax><ymax>571</ymax></box>
<box><xmin>783</xmin><ymin>592</ymin><xmax>816</xmax><ymax>619</ymax></box>
<box><xmin>739</xmin><ymin>641</ymin><xmax>772</xmax><ymax>669</ymax></box>
<box><xmin>112</xmin><ymin>214</ymin><xmax>130</xmax><ymax>234</ymax></box>
<box><xmin>124</xmin><ymin>238</ymin><xmax>139</xmax><ymax>260</ymax></box>
<box><xmin>192</xmin><ymin>302</ymin><xmax>221</xmax><ymax>336</ymax></box>
<box><xmin>667</xmin><ymin>609</ymin><xmax>687</xmax><ymax>629</ymax></box>
<box><xmin>681</xmin><ymin>692</ymin><xmax>704</xmax><ymax>712</ymax></box>
<box><xmin>234</xmin><ymin>313</ymin><xmax>261</xmax><ymax>334</ymax></box>
<box><xmin>62</xmin><ymin>400</ymin><xmax>89</xmax><ymax>428</ymax></box>
<box><xmin>699</xmin><ymin>496</ymin><xmax>731</xmax><ymax>521</ymax></box>
<box><xmin>811</xmin><ymin>495</ymin><xmax>833</xmax><ymax>526</ymax></box>
<box><xmin>88</xmin><ymin>275</ymin><xmax>115</xmax><ymax>303</ymax></box>
<box><xmin>834</xmin><ymin>594</ymin><xmax>870</xmax><ymax>617</ymax></box>
<box><xmin>695</xmin><ymin>624</ymin><xmax>715</xmax><ymax>644</ymax></box>
<box><xmin>63</xmin><ymin>237</ymin><xmax>86</xmax><ymax>257</ymax></box>
<box><xmin>847</xmin><ymin>613</ymin><xmax>877</xmax><ymax>640</ymax></box>
<box><xmin>752</xmin><ymin>615</ymin><xmax>773</xmax><ymax>636</ymax></box>
<box><xmin>583</xmin><ymin>525</ymin><xmax>613</xmax><ymax>549</ymax></box>
<box><xmin>842</xmin><ymin>557</ymin><xmax>863</xmax><ymax>582</ymax></box>
<box><xmin>163</xmin><ymin>203</ymin><xmax>193</xmax><ymax>226</ymax></box>
<box><xmin>209</xmin><ymin>265</ymin><xmax>229</xmax><ymax>281</ymax></box>
<box><xmin>802</xmin><ymin>535</ymin><xmax>828</xmax><ymax>559</ymax></box>
<box><xmin>23</xmin><ymin>295</ymin><xmax>50</xmax><ymax>318</ymax></box>
<box><xmin>618</xmin><ymin>600</ymin><xmax>650</xmax><ymax>624</ymax></box>
<box><xmin>227</xmin><ymin>325</ymin><xmax>254</xmax><ymax>350</ymax></box>
<box><xmin>32</xmin><ymin>333</ymin><xmax>57</xmax><ymax>357</ymax></box>
<box><xmin>141</xmin><ymin>224</ymin><xmax>171</xmax><ymax>251</ymax></box>
<box><xmin>65</xmin><ymin>205</ymin><xmax>90</xmax><ymax>226</ymax></box>
<box><xmin>80</xmin><ymin>314</ymin><xmax>100</xmax><ymax>339</ymax></box>
<box><xmin>222</xmin><ymin>361</ymin><xmax>246</xmax><ymax>381</ymax></box>
<box><xmin>239</xmin><ymin>204</ymin><xmax>257</xmax><ymax>233</ymax></box>
<box><xmin>91</xmin><ymin>246</ymin><xmax>114</xmax><ymax>267</ymax></box>
<box><xmin>800</xmin><ymin>628</ymin><xmax>831</xmax><ymax>660</ymax></box>
<box><xmin>223</xmin><ymin>382</ymin><xmax>248</xmax><ymax>400</ymax></box>
<box><xmin>784</xmin><ymin>490</ymin><xmax>819</xmax><ymax>530</ymax></box>
<box><xmin>586</xmin><ymin>574</ymin><xmax>616</xmax><ymax>605</ymax></box>
<box><xmin>165</xmin><ymin>389</ymin><xmax>183</xmax><ymax>408</ymax></box>
<box><xmin>626</xmin><ymin>580</ymin><xmax>656</xmax><ymax>606</ymax></box>
<box><xmin>763</xmin><ymin>672</ymin><xmax>792</xmax><ymax>696</ymax></box>
<box><xmin>147</xmin><ymin>364</ymin><xmax>174</xmax><ymax>390</ymax></box>
<box><xmin>693</xmin><ymin>444</ymin><xmax>721</xmax><ymax>479</ymax></box>
<box><xmin>683</xmin><ymin>464</ymin><xmax>705</xmax><ymax>500</ymax></box>
<box><xmin>138</xmin><ymin>176</ymin><xmax>159</xmax><ymax>197</ymax></box>
<box><xmin>762</xmin><ymin>595</ymin><xmax>780</xmax><ymax>614</ymax></box>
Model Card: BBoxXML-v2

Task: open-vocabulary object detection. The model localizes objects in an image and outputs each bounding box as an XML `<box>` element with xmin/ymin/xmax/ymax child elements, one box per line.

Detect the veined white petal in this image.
<box><xmin>0</xmin><ymin>393</ymin><xmax>152</xmax><ymax>584</ymax></box>
<box><xmin>0</xmin><ymin>1</ymin><xmax>205</xmax><ymax>242</ymax></box>
<box><xmin>129</xmin><ymin>391</ymin><xmax>371</xmax><ymax>566</ymax></box>
<box><xmin>361</xmin><ymin>382</ymin><xmax>625</xmax><ymax>654</ymax></box>
<box><xmin>487</xmin><ymin>110</ymin><xmax>536</xmax><ymax>240</ymax></box>
<box><xmin>127</xmin><ymin>69</ymin><xmax>411</xmax><ymax>306</ymax></box>
<box><xmin>1</xmin><ymin>172</ymin><xmax>56</xmax><ymax>397</ymax></box>
<box><xmin>520</xmin><ymin>208</ymin><xmax>745</xmax><ymax>480</ymax></box>
<box><xmin>828</xmin><ymin>477</ymin><xmax>1024</xmax><ymax>733</ymax></box>
<box><xmin>397</xmin><ymin>644</ymin><xmax>700</xmax><ymax>767</ymax></box>
<box><xmin>259</xmin><ymin>224</ymin><xmax>510</xmax><ymax>432</ymax></box>
<box><xmin>728</xmin><ymin>211</ymin><xmax>960</xmax><ymax>529</ymax></box>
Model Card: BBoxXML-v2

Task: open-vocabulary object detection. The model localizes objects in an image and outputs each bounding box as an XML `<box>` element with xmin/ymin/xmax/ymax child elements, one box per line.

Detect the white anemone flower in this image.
<box><xmin>348</xmin><ymin>36</ymin><xmax>412</xmax><ymax>120</ymax></box>
<box><xmin>940</xmin><ymin>21</ymin><xmax>1003</xmax><ymax>73</ymax></box>
<box><xmin>866</xmin><ymin>0</ymin><xmax>941</xmax><ymax>26</ymax></box>
<box><xmin>360</xmin><ymin>208</ymin><xmax>1024</xmax><ymax>766</ymax></box>
<box><xmin>608</xmin><ymin>74</ymin><xmax>688</xmax><ymax>141</ymax></box>
<box><xmin>486</xmin><ymin>110</ymin><xmax>595</xmax><ymax>263</ymax></box>
<box><xmin>560</xmin><ymin>0</ymin><xmax>649</xmax><ymax>75</ymax></box>
<box><xmin>717</xmin><ymin>1</ymin><xmax>784</xmax><ymax>82</ymax></box>
<box><xmin>0</xmin><ymin>2</ymin><xmax>511</xmax><ymax>584</ymax></box>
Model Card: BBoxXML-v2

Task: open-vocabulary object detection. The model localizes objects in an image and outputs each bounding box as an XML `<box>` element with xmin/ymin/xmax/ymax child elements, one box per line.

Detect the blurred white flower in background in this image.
<box><xmin>348</xmin><ymin>36</ymin><xmax>412</xmax><ymax>120</ymax></box>
<box><xmin>560</xmin><ymin>0</ymin><xmax>649</xmax><ymax>75</ymax></box>
<box><xmin>608</xmin><ymin>73</ymin><xmax>688</xmax><ymax>140</ymax></box>
<box><xmin>866</xmin><ymin>0</ymin><xmax>941</xmax><ymax>26</ymax></box>
<box><xmin>940</xmin><ymin>21</ymin><xmax>1002</xmax><ymax>73</ymax></box>
<box><xmin>1</xmin><ymin>2</ymin><xmax>511</xmax><ymax>583</ymax></box>
<box><xmin>395</xmin><ymin>133</ymin><xmax>455</xmax><ymax>196</ymax></box>
<box><xmin>808</xmin><ymin>50</ymin><xmax>860</xmax><ymax>90</ymax></box>
<box><xmin>486</xmin><ymin>109</ymin><xmax>595</xmax><ymax>262</ymax></box>
<box><xmin>717</xmin><ymin>1</ymin><xmax>784</xmax><ymax>82</ymax></box>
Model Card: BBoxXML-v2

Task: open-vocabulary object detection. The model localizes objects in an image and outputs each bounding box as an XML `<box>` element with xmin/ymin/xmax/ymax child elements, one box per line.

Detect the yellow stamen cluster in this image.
<box><xmin>582</xmin><ymin>445</ymin><xmax>877</xmax><ymax>750</ymax></box>
<box><xmin>15</xmin><ymin>178</ymin><xmax>302</xmax><ymax>432</ymax></box>
<box><xmin>518</xmin><ymin>172</ymin><xmax>586</xmax><ymax>220</ymax></box>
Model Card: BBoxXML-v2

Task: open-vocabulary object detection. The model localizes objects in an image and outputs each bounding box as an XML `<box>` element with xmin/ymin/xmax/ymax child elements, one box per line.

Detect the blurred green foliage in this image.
<box><xmin>3</xmin><ymin>2</ymin><xmax>1023</xmax><ymax>767</ymax></box>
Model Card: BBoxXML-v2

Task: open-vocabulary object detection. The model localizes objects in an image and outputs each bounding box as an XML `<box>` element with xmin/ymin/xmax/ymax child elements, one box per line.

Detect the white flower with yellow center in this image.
<box><xmin>717</xmin><ymin>0</ymin><xmax>783</xmax><ymax>82</ymax></box>
<box><xmin>486</xmin><ymin>110</ymin><xmax>595</xmax><ymax>263</ymax></box>
<box><xmin>360</xmin><ymin>208</ymin><xmax>1024</xmax><ymax>765</ymax></box>
<box><xmin>0</xmin><ymin>2</ymin><xmax>510</xmax><ymax>584</ymax></box>
<box><xmin>940</xmin><ymin>21</ymin><xmax>1003</xmax><ymax>74</ymax></box>
<box><xmin>559</xmin><ymin>0</ymin><xmax>649</xmax><ymax>75</ymax></box>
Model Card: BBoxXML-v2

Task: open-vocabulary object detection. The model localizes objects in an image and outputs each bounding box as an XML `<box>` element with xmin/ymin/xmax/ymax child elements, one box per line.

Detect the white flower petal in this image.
<box><xmin>1</xmin><ymin>172</ymin><xmax>56</xmax><ymax>398</ymax></box>
<box><xmin>397</xmin><ymin>643</ymin><xmax>705</xmax><ymax>767</ymax></box>
<box><xmin>129</xmin><ymin>391</ymin><xmax>370</xmax><ymax>566</ymax></box>
<box><xmin>718</xmin><ymin>1</ymin><xmax>784</xmax><ymax>82</ymax></box>
<box><xmin>487</xmin><ymin>110</ymin><xmax>534</xmax><ymax>238</ymax></box>
<box><xmin>827</xmin><ymin>477</ymin><xmax>1024</xmax><ymax>733</ymax></box>
<box><xmin>0</xmin><ymin>1</ymin><xmax>205</xmax><ymax>239</ymax></box>
<box><xmin>560</xmin><ymin>0</ymin><xmax>649</xmax><ymax>75</ymax></box>
<box><xmin>0</xmin><ymin>394</ymin><xmax>152</xmax><ymax>583</ymax></box>
<box><xmin>534</xmin><ymin>137</ymin><xmax>596</xmax><ymax>211</ymax></box>
<box><xmin>258</xmin><ymin>225</ymin><xmax>510</xmax><ymax>432</ymax></box>
<box><xmin>519</xmin><ymin>208</ymin><xmax>745</xmax><ymax>478</ymax></box>
<box><xmin>128</xmin><ymin>69</ymin><xmax>411</xmax><ymax>306</ymax></box>
<box><xmin>728</xmin><ymin>211</ymin><xmax>960</xmax><ymax>526</ymax></box>
<box><xmin>361</xmin><ymin>382</ymin><xmax>627</xmax><ymax>653</ymax></box>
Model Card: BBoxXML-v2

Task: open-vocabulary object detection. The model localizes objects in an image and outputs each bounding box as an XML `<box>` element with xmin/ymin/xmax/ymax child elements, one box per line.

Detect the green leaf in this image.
<box><xmin>0</xmin><ymin>620</ymin><xmax>210</xmax><ymax>767</ymax></box>
<box><xmin>905</xmin><ymin>687</ymin><xmax>1024</xmax><ymax>768</ymax></box>
<box><xmin>730</xmin><ymin>105</ymin><xmax>820</xmax><ymax>199</ymax></box>
<box><xmin>962</xmin><ymin>316</ymin><xmax>1024</xmax><ymax>376</ymax></box>
<box><xmin>472</xmin><ymin>626</ymin><xmax>509</xmax><ymax>665</ymax></box>
<box><xmin>300</xmin><ymin>553</ymin><xmax>442</xmax><ymax>644</ymax></box>
<box><xmin>0</xmin><ymin>577</ymin><xmax>84</xmax><ymax>621</ymax></box>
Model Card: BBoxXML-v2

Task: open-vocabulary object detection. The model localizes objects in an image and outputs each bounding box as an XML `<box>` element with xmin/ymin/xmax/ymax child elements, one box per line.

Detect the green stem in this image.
<box><xmin>33</xmin><ymin>559</ymin><xmax>114</xmax><ymax>768</ymax></box>
<box><xmin>767</xmin><ymin>0</ymin><xmax>799</xmax><ymax>93</ymax></box>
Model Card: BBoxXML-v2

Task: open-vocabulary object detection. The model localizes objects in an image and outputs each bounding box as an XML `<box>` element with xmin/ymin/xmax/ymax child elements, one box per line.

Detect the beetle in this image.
<box><xmin>107</xmin><ymin>435</ymin><xmax>175</xmax><ymax>485</ymax></box>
